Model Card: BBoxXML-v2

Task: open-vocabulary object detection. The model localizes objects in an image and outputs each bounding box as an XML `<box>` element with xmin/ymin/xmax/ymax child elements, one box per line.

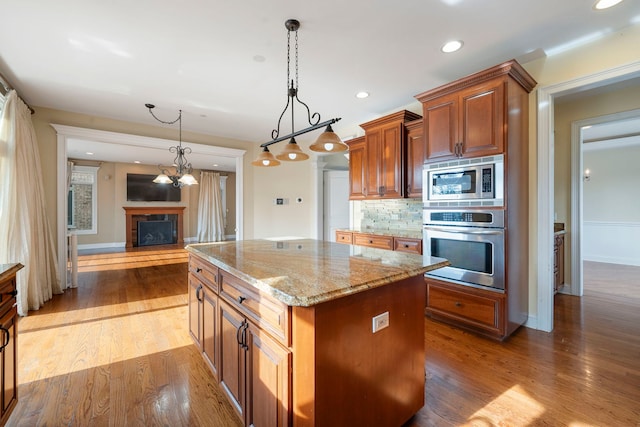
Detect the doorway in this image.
<box><xmin>323</xmin><ymin>170</ymin><xmax>350</xmax><ymax>242</ymax></box>
<box><xmin>52</xmin><ymin>125</ymin><xmax>246</xmax><ymax>287</ymax></box>
<box><xmin>537</xmin><ymin>60</ymin><xmax>640</xmax><ymax>332</ymax></box>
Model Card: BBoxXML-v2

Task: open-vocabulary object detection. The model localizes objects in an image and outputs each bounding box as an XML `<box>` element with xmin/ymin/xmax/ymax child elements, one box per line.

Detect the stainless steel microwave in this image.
<box><xmin>423</xmin><ymin>155</ymin><xmax>504</xmax><ymax>207</ymax></box>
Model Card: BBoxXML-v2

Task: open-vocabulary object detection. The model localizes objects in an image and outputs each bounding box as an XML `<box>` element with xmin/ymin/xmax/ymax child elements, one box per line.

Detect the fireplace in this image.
<box><xmin>123</xmin><ymin>207</ymin><xmax>185</xmax><ymax>248</ymax></box>
<box><xmin>138</xmin><ymin>220</ymin><xmax>174</xmax><ymax>246</ymax></box>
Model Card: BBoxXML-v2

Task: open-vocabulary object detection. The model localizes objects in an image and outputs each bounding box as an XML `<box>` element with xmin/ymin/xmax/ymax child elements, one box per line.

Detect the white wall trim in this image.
<box><xmin>78</xmin><ymin>242</ymin><xmax>126</xmax><ymax>251</ymax></box>
<box><xmin>583</xmin><ymin>221</ymin><xmax>640</xmax><ymax>266</ymax></box>
<box><xmin>537</xmin><ymin>60</ymin><xmax>640</xmax><ymax>333</ymax></box>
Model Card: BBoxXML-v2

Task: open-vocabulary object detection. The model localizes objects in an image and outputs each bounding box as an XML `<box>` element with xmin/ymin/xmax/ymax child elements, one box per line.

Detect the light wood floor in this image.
<box><xmin>7</xmin><ymin>251</ymin><xmax>640</xmax><ymax>426</ymax></box>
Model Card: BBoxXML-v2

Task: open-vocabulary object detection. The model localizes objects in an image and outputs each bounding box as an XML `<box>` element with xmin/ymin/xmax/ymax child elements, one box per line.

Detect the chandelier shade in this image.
<box><xmin>145</xmin><ymin>104</ymin><xmax>198</xmax><ymax>187</ymax></box>
<box><xmin>252</xmin><ymin>18</ymin><xmax>347</xmax><ymax>167</ymax></box>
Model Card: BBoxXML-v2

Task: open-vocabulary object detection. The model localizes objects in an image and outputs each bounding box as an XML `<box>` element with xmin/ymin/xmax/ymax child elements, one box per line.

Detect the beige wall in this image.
<box><xmin>522</xmin><ymin>24</ymin><xmax>640</xmax><ymax>317</ymax></box>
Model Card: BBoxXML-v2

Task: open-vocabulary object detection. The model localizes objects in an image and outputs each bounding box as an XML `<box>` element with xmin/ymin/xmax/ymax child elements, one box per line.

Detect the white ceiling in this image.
<box><xmin>1</xmin><ymin>0</ymin><xmax>640</xmax><ymax>168</ymax></box>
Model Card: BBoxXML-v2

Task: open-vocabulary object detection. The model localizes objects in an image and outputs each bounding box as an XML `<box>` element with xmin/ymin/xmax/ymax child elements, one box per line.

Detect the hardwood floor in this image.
<box><xmin>7</xmin><ymin>252</ymin><xmax>640</xmax><ymax>426</ymax></box>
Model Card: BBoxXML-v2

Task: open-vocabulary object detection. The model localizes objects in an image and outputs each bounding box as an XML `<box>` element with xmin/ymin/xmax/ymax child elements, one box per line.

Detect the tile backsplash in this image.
<box><xmin>355</xmin><ymin>199</ymin><xmax>423</xmax><ymax>231</ymax></box>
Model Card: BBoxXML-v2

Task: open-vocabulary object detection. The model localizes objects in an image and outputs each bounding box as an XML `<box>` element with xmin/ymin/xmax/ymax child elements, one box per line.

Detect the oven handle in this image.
<box><xmin>423</xmin><ymin>225</ymin><xmax>504</xmax><ymax>235</ymax></box>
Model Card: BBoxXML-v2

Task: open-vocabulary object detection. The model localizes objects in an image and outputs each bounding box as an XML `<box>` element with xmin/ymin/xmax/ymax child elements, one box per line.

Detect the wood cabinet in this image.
<box><xmin>426</xmin><ymin>277</ymin><xmax>506</xmax><ymax>339</ymax></box>
<box><xmin>336</xmin><ymin>231</ymin><xmax>423</xmax><ymax>255</ymax></box>
<box><xmin>188</xmin><ymin>255</ymin><xmax>220</xmax><ymax>377</ymax></box>
<box><xmin>349</xmin><ymin>110</ymin><xmax>421</xmax><ymax>200</ymax></box>
<box><xmin>417</xmin><ymin>60</ymin><xmax>536</xmax><ymax>340</ymax></box>
<box><xmin>346</xmin><ymin>136</ymin><xmax>366</xmax><ymax>200</ymax></box>
<box><xmin>405</xmin><ymin>118</ymin><xmax>424</xmax><ymax>198</ymax></box>
<box><xmin>0</xmin><ymin>263</ymin><xmax>21</xmax><ymax>426</ymax></box>
<box><xmin>218</xmin><ymin>272</ymin><xmax>291</xmax><ymax>427</ymax></box>
<box><xmin>554</xmin><ymin>233</ymin><xmax>565</xmax><ymax>293</ymax></box>
<box><xmin>416</xmin><ymin>60</ymin><xmax>536</xmax><ymax>163</ymax></box>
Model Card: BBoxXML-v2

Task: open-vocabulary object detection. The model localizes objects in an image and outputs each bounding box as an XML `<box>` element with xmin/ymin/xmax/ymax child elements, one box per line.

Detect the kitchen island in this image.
<box><xmin>186</xmin><ymin>239</ymin><xmax>448</xmax><ymax>427</ymax></box>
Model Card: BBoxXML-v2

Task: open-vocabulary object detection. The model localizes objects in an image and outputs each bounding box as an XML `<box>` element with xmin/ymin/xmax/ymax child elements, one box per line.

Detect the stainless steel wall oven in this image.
<box><xmin>423</xmin><ymin>209</ymin><xmax>505</xmax><ymax>291</ymax></box>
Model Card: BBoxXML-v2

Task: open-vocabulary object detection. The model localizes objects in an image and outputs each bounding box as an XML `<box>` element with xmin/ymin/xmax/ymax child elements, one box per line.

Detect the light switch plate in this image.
<box><xmin>372</xmin><ymin>311</ymin><xmax>389</xmax><ymax>333</ymax></box>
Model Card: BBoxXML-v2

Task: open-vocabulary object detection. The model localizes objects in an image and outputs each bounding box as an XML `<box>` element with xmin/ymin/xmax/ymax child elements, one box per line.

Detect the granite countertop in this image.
<box><xmin>554</xmin><ymin>222</ymin><xmax>566</xmax><ymax>235</ymax></box>
<box><xmin>336</xmin><ymin>228</ymin><xmax>423</xmax><ymax>239</ymax></box>
<box><xmin>186</xmin><ymin>239</ymin><xmax>448</xmax><ymax>307</ymax></box>
<box><xmin>0</xmin><ymin>263</ymin><xmax>24</xmax><ymax>281</ymax></box>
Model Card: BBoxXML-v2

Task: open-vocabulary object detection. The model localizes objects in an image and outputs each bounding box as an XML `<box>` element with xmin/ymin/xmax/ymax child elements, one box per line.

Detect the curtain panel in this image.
<box><xmin>197</xmin><ymin>171</ymin><xmax>225</xmax><ymax>242</ymax></box>
<box><xmin>0</xmin><ymin>90</ymin><xmax>62</xmax><ymax>315</ymax></box>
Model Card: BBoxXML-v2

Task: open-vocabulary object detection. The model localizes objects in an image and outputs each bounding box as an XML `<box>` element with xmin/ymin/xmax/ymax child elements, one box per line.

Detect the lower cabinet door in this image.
<box><xmin>0</xmin><ymin>306</ymin><xmax>17</xmax><ymax>420</ymax></box>
<box><xmin>202</xmin><ymin>285</ymin><xmax>218</xmax><ymax>378</ymax></box>
<box><xmin>245</xmin><ymin>325</ymin><xmax>291</xmax><ymax>427</ymax></box>
<box><xmin>188</xmin><ymin>275</ymin><xmax>202</xmax><ymax>347</ymax></box>
<box><xmin>219</xmin><ymin>299</ymin><xmax>246</xmax><ymax>420</ymax></box>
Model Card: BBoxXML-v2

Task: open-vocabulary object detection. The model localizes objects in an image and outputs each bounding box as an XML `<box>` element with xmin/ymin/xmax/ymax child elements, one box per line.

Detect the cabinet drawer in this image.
<box><xmin>335</xmin><ymin>231</ymin><xmax>353</xmax><ymax>244</ymax></box>
<box><xmin>0</xmin><ymin>277</ymin><xmax>17</xmax><ymax>313</ymax></box>
<box><xmin>189</xmin><ymin>255</ymin><xmax>219</xmax><ymax>293</ymax></box>
<box><xmin>220</xmin><ymin>271</ymin><xmax>290</xmax><ymax>345</ymax></box>
<box><xmin>394</xmin><ymin>237</ymin><xmax>422</xmax><ymax>255</ymax></box>
<box><xmin>427</xmin><ymin>281</ymin><xmax>503</xmax><ymax>336</ymax></box>
<box><xmin>353</xmin><ymin>234</ymin><xmax>394</xmax><ymax>250</ymax></box>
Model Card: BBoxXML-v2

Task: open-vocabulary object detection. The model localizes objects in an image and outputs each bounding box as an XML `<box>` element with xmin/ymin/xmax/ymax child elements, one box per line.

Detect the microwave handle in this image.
<box><xmin>424</xmin><ymin>225</ymin><xmax>503</xmax><ymax>235</ymax></box>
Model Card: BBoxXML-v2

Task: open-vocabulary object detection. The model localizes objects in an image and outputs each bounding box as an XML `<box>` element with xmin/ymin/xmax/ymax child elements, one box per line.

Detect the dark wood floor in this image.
<box><xmin>7</xmin><ymin>250</ymin><xmax>640</xmax><ymax>426</ymax></box>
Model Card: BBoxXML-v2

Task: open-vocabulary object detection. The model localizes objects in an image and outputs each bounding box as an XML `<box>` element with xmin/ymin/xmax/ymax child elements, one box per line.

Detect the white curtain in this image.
<box><xmin>0</xmin><ymin>90</ymin><xmax>62</xmax><ymax>316</ymax></box>
<box><xmin>197</xmin><ymin>171</ymin><xmax>225</xmax><ymax>242</ymax></box>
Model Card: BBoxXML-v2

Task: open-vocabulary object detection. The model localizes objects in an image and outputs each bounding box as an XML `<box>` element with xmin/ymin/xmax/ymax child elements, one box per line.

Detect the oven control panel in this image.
<box><xmin>424</xmin><ymin>209</ymin><xmax>505</xmax><ymax>228</ymax></box>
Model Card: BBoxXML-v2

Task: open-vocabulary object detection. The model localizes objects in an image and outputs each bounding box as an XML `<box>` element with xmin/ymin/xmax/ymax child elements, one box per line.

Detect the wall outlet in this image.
<box><xmin>372</xmin><ymin>311</ymin><xmax>389</xmax><ymax>333</ymax></box>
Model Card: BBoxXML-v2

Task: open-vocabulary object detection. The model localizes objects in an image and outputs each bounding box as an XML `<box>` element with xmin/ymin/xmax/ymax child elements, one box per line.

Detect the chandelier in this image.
<box><xmin>252</xmin><ymin>19</ymin><xmax>349</xmax><ymax>167</ymax></box>
<box><xmin>145</xmin><ymin>103</ymin><xmax>198</xmax><ymax>187</ymax></box>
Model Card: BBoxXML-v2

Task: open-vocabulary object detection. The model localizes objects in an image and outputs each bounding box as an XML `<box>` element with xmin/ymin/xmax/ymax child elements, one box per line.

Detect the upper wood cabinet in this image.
<box><xmin>416</xmin><ymin>60</ymin><xmax>536</xmax><ymax>163</ymax></box>
<box><xmin>349</xmin><ymin>110</ymin><xmax>421</xmax><ymax>200</ymax></box>
<box><xmin>405</xmin><ymin>118</ymin><xmax>424</xmax><ymax>198</ymax></box>
<box><xmin>346</xmin><ymin>136</ymin><xmax>366</xmax><ymax>200</ymax></box>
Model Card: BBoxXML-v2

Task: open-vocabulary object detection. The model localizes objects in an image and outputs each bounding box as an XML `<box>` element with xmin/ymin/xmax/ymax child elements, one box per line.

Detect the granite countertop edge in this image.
<box><xmin>186</xmin><ymin>243</ymin><xmax>448</xmax><ymax>307</ymax></box>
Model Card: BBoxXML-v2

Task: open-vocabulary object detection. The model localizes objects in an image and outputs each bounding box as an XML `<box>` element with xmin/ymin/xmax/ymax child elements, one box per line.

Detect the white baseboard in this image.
<box><xmin>77</xmin><ymin>242</ymin><xmax>126</xmax><ymax>251</ymax></box>
<box><xmin>524</xmin><ymin>314</ymin><xmax>537</xmax><ymax>330</ymax></box>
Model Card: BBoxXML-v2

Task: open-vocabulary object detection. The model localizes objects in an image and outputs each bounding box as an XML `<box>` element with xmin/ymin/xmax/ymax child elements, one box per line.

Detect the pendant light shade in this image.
<box><xmin>309</xmin><ymin>124</ymin><xmax>348</xmax><ymax>153</ymax></box>
<box><xmin>275</xmin><ymin>138</ymin><xmax>310</xmax><ymax>161</ymax></box>
<box><xmin>252</xmin><ymin>147</ymin><xmax>281</xmax><ymax>167</ymax></box>
<box><xmin>152</xmin><ymin>174</ymin><xmax>173</xmax><ymax>184</ymax></box>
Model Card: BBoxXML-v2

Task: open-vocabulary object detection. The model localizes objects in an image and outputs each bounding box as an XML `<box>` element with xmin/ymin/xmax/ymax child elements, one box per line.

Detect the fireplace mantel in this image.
<box><xmin>123</xmin><ymin>206</ymin><xmax>185</xmax><ymax>248</ymax></box>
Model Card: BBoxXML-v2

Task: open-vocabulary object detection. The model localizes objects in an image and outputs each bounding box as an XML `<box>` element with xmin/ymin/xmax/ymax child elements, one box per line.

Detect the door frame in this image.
<box><xmin>536</xmin><ymin>60</ymin><xmax>640</xmax><ymax>332</ymax></box>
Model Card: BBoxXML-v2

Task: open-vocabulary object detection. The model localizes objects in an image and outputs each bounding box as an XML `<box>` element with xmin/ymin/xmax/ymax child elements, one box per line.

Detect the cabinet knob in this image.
<box><xmin>196</xmin><ymin>267</ymin><xmax>202</xmax><ymax>273</ymax></box>
<box><xmin>404</xmin><ymin>244</ymin><xmax>409</xmax><ymax>248</ymax></box>
<box><xmin>454</xmin><ymin>301</ymin><xmax>462</xmax><ymax>307</ymax></box>
<box><xmin>369</xmin><ymin>240</ymin><xmax>373</xmax><ymax>244</ymax></box>
<box><xmin>238</xmin><ymin>296</ymin><xmax>246</xmax><ymax>304</ymax></box>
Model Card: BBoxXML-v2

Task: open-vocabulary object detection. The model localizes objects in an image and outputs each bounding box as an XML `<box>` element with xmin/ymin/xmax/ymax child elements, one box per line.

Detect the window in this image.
<box><xmin>68</xmin><ymin>165</ymin><xmax>99</xmax><ymax>234</ymax></box>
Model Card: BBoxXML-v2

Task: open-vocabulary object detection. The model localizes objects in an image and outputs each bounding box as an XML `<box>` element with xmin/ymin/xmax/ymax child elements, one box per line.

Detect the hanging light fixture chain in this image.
<box><xmin>295</xmin><ymin>28</ymin><xmax>299</xmax><ymax>91</ymax></box>
<box><xmin>287</xmin><ymin>28</ymin><xmax>291</xmax><ymax>90</ymax></box>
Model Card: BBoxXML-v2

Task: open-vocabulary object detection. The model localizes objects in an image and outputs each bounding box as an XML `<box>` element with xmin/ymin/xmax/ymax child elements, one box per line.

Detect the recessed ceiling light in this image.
<box><xmin>253</xmin><ymin>55</ymin><xmax>266</xmax><ymax>63</ymax></box>
<box><xmin>593</xmin><ymin>0</ymin><xmax>624</xmax><ymax>10</ymax></box>
<box><xmin>86</xmin><ymin>151</ymin><xmax>94</xmax><ymax>155</ymax></box>
<box><xmin>213</xmin><ymin>164</ymin><xmax>219</xmax><ymax>167</ymax></box>
<box><xmin>441</xmin><ymin>40</ymin><xmax>463</xmax><ymax>53</ymax></box>
<box><xmin>134</xmin><ymin>160</ymin><xmax>141</xmax><ymax>164</ymax></box>
<box><xmin>356</xmin><ymin>91</ymin><xmax>370</xmax><ymax>99</ymax></box>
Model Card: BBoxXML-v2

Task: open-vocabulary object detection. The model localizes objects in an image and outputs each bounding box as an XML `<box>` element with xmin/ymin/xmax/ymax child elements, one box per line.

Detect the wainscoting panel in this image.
<box><xmin>583</xmin><ymin>221</ymin><xmax>640</xmax><ymax>266</ymax></box>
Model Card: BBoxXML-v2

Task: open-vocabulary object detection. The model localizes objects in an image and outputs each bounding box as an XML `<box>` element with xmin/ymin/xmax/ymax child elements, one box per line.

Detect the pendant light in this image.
<box><xmin>145</xmin><ymin>104</ymin><xmax>198</xmax><ymax>187</ymax></box>
<box><xmin>252</xmin><ymin>19</ymin><xmax>347</xmax><ymax>167</ymax></box>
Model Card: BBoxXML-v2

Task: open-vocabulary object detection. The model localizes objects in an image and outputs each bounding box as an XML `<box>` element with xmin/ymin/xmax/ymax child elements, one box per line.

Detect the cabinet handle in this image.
<box><xmin>454</xmin><ymin>301</ymin><xmax>462</xmax><ymax>307</ymax></box>
<box><xmin>0</xmin><ymin>327</ymin><xmax>9</xmax><ymax>351</ymax></box>
<box><xmin>195</xmin><ymin>284</ymin><xmax>203</xmax><ymax>302</ymax></box>
<box><xmin>196</xmin><ymin>267</ymin><xmax>202</xmax><ymax>273</ymax></box>
<box><xmin>241</xmin><ymin>322</ymin><xmax>249</xmax><ymax>350</ymax></box>
<box><xmin>237</xmin><ymin>296</ymin><xmax>246</xmax><ymax>304</ymax></box>
<box><xmin>236</xmin><ymin>321</ymin><xmax>244</xmax><ymax>346</ymax></box>
<box><xmin>404</xmin><ymin>244</ymin><xmax>410</xmax><ymax>248</ymax></box>
<box><xmin>369</xmin><ymin>240</ymin><xmax>373</xmax><ymax>244</ymax></box>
